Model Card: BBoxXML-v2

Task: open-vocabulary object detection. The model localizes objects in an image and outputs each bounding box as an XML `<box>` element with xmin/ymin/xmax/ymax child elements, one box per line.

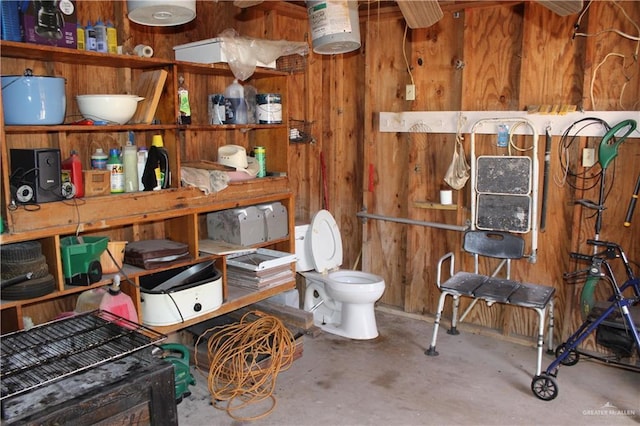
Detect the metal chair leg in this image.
<box><xmin>448</xmin><ymin>294</ymin><xmax>461</xmax><ymax>335</ymax></box>
<box><xmin>426</xmin><ymin>291</ymin><xmax>449</xmax><ymax>356</ymax></box>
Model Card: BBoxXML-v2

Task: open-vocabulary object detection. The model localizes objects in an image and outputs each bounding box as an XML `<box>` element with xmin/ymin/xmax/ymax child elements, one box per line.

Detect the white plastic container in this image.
<box><xmin>307</xmin><ymin>1</ymin><xmax>361</xmax><ymax>54</ymax></box>
<box><xmin>224</xmin><ymin>79</ymin><xmax>248</xmax><ymax>125</ymax></box>
<box><xmin>123</xmin><ymin>144</ymin><xmax>138</xmax><ymax>192</ymax></box>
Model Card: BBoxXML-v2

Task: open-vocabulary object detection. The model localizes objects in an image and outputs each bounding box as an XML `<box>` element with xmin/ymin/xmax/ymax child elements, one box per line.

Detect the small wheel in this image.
<box><xmin>531</xmin><ymin>374</ymin><xmax>559</xmax><ymax>401</ymax></box>
<box><xmin>555</xmin><ymin>344</ymin><xmax>579</xmax><ymax>366</ymax></box>
<box><xmin>87</xmin><ymin>260</ymin><xmax>103</xmax><ymax>284</ymax></box>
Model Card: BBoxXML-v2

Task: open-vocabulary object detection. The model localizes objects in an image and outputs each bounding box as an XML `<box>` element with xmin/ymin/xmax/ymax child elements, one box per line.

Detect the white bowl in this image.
<box><xmin>76</xmin><ymin>94</ymin><xmax>144</xmax><ymax>124</ymax></box>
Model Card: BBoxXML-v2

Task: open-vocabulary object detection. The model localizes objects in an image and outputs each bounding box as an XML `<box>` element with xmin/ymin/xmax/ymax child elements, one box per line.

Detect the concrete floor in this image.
<box><xmin>177</xmin><ymin>307</ymin><xmax>640</xmax><ymax>426</ymax></box>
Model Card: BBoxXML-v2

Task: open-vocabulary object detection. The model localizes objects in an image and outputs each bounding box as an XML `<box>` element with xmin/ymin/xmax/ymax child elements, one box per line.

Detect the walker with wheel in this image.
<box><xmin>531</xmin><ymin>239</ymin><xmax>640</xmax><ymax>401</ymax></box>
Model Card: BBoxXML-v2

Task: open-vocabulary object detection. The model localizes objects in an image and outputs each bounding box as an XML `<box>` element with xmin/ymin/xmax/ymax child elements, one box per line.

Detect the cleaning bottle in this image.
<box><xmin>94</xmin><ymin>19</ymin><xmax>108</xmax><ymax>53</ymax></box>
<box><xmin>143</xmin><ymin>135</ymin><xmax>170</xmax><ymax>190</ymax></box>
<box><xmin>137</xmin><ymin>145</ymin><xmax>148</xmax><ymax>191</ymax></box>
<box><xmin>85</xmin><ymin>20</ymin><xmax>96</xmax><ymax>51</ymax></box>
<box><xmin>107</xmin><ymin>148</ymin><xmax>124</xmax><ymax>193</ymax></box>
<box><xmin>91</xmin><ymin>147</ymin><xmax>108</xmax><ymax>170</ymax></box>
<box><xmin>224</xmin><ymin>79</ymin><xmax>247</xmax><ymax>124</ymax></box>
<box><xmin>76</xmin><ymin>23</ymin><xmax>85</xmax><ymax>51</ymax></box>
<box><xmin>61</xmin><ymin>150</ymin><xmax>84</xmax><ymax>198</ymax></box>
<box><xmin>106</xmin><ymin>20</ymin><xmax>117</xmax><ymax>54</ymax></box>
<box><xmin>177</xmin><ymin>75</ymin><xmax>191</xmax><ymax>125</ymax></box>
<box><xmin>99</xmin><ymin>275</ymin><xmax>139</xmax><ymax>326</ymax></box>
<box><xmin>123</xmin><ymin>142</ymin><xmax>138</xmax><ymax>192</ymax></box>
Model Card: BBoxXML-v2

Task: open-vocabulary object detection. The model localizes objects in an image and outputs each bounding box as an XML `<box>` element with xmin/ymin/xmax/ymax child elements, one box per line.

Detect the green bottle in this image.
<box><xmin>107</xmin><ymin>148</ymin><xmax>124</xmax><ymax>193</ymax></box>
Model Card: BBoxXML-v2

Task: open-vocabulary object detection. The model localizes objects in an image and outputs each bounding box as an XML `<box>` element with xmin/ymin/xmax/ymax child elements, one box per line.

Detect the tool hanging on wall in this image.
<box><xmin>624</xmin><ymin>173</ymin><xmax>640</xmax><ymax>227</ymax></box>
<box><xmin>576</xmin><ymin>119</ymin><xmax>637</xmax><ymax>242</ymax></box>
<box><xmin>540</xmin><ymin>128</ymin><xmax>552</xmax><ymax>232</ymax></box>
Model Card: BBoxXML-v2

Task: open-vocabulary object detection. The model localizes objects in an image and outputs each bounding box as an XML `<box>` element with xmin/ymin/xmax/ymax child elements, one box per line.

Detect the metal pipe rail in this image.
<box><xmin>357</xmin><ymin>210</ymin><xmax>468</xmax><ymax>232</ymax></box>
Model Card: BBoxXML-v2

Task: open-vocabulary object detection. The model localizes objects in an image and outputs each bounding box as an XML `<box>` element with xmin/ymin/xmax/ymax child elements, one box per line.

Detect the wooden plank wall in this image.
<box><xmin>83</xmin><ymin>1</ymin><xmax>638</xmax><ymax>347</ymax></box>
<box><xmin>363</xmin><ymin>1</ymin><xmax>640</xmax><ymax>349</ymax></box>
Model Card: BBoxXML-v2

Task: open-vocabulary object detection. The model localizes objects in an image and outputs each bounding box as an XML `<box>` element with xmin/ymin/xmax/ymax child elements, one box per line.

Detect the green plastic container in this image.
<box><xmin>60</xmin><ymin>236</ymin><xmax>109</xmax><ymax>286</ymax></box>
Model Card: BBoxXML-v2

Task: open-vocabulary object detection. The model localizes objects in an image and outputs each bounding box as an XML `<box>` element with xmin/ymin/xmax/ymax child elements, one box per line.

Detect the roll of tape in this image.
<box><xmin>134</xmin><ymin>44</ymin><xmax>154</xmax><ymax>58</ymax></box>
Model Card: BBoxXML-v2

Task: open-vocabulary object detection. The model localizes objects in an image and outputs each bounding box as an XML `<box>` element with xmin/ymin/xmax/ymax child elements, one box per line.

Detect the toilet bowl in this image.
<box><xmin>296</xmin><ymin>210</ymin><xmax>385</xmax><ymax>340</ymax></box>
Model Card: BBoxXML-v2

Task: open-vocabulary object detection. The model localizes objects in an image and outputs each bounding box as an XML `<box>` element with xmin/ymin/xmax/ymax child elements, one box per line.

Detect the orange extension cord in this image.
<box><xmin>194</xmin><ymin>311</ymin><xmax>296</xmax><ymax>421</ymax></box>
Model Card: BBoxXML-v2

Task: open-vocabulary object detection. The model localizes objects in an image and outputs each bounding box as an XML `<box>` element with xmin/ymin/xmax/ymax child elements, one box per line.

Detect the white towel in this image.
<box><xmin>181</xmin><ymin>167</ymin><xmax>230</xmax><ymax>194</ymax></box>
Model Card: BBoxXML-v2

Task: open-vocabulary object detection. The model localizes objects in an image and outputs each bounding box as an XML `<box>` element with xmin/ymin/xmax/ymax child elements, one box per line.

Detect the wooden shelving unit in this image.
<box><xmin>0</xmin><ymin>42</ymin><xmax>295</xmax><ymax>335</ymax></box>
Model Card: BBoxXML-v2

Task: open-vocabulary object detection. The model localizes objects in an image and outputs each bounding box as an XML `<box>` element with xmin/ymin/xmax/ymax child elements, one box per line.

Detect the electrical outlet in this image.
<box><xmin>582</xmin><ymin>147</ymin><xmax>596</xmax><ymax>167</ymax></box>
<box><xmin>406</xmin><ymin>84</ymin><xmax>416</xmax><ymax>101</ymax></box>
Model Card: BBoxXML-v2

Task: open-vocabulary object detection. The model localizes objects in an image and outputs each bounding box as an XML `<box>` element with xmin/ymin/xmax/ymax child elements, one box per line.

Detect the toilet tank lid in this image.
<box><xmin>310</xmin><ymin>209</ymin><xmax>343</xmax><ymax>273</ymax></box>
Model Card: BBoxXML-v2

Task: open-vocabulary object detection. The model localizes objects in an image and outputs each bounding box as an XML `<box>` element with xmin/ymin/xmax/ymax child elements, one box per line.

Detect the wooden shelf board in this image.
<box><xmin>151</xmin><ymin>279</ymin><xmax>296</xmax><ymax>335</ymax></box>
<box><xmin>4</xmin><ymin>123</ymin><xmax>178</xmax><ymax>133</ymax></box>
<box><xmin>414</xmin><ymin>201</ymin><xmax>458</xmax><ymax>210</ymax></box>
<box><xmin>1</xmin><ymin>182</ymin><xmax>291</xmax><ymax>242</ymax></box>
<box><xmin>0</xmin><ymin>41</ymin><xmax>173</xmax><ymax>69</ymax></box>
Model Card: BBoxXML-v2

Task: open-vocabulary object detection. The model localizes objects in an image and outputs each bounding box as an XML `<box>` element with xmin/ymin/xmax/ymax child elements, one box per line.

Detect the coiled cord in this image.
<box><xmin>194</xmin><ymin>311</ymin><xmax>295</xmax><ymax>421</ymax></box>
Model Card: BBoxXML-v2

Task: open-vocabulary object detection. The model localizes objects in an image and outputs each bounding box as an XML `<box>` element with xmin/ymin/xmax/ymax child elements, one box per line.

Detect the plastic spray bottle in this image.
<box><xmin>177</xmin><ymin>75</ymin><xmax>191</xmax><ymax>124</ymax></box>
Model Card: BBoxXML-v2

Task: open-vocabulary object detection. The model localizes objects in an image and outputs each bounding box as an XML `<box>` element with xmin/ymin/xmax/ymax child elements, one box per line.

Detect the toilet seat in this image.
<box><xmin>310</xmin><ymin>209</ymin><xmax>343</xmax><ymax>273</ymax></box>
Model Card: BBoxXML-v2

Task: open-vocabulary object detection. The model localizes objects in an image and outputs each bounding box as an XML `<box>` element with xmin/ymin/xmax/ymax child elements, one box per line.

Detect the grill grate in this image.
<box><xmin>0</xmin><ymin>310</ymin><xmax>166</xmax><ymax>401</ymax></box>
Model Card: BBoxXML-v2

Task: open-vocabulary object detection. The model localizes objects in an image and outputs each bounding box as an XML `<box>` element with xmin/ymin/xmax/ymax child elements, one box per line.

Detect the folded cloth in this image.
<box><xmin>181</xmin><ymin>167</ymin><xmax>230</xmax><ymax>194</ymax></box>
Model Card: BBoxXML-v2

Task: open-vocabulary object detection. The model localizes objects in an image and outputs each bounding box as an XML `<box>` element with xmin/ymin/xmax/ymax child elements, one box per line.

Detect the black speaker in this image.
<box><xmin>10</xmin><ymin>148</ymin><xmax>62</xmax><ymax>204</ymax></box>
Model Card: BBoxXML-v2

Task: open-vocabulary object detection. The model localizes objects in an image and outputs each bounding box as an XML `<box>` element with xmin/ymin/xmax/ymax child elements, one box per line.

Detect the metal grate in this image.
<box><xmin>0</xmin><ymin>310</ymin><xmax>166</xmax><ymax>401</ymax></box>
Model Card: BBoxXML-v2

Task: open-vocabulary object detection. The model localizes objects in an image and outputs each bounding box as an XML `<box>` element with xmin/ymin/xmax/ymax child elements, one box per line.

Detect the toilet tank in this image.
<box><xmin>295</xmin><ymin>224</ymin><xmax>314</xmax><ymax>272</ymax></box>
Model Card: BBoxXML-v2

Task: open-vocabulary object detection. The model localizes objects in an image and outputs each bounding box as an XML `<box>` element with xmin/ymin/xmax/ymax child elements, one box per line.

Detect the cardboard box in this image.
<box><xmin>173</xmin><ymin>38</ymin><xmax>277</xmax><ymax>69</ymax></box>
<box><xmin>22</xmin><ymin>0</ymin><xmax>77</xmax><ymax>49</ymax></box>
<box><xmin>83</xmin><ymin>170</ymin><xmax>110</xmax><ymax>197</ymax></box>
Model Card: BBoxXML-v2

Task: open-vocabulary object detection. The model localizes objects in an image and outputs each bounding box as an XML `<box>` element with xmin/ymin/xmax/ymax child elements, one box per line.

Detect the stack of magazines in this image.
<box><xmin>225</xmin><ymin>249</ymin><xmax>297</xmax><ymax>290</ymax></box>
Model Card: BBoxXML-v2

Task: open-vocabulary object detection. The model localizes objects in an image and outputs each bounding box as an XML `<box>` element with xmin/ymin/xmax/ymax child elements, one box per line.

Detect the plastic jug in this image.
<box><xmin>75</xmin><ymin>287</ymin><xmax>107</xmax><ymax>312</ymax></box>
<box><xmin>99</xmin><ymin>275</ymin><xmax>139</xmax><ymax>325</ymax></box>
<box><xmin>224</xmin><ymin>79</ymin><xmax>248</xmax><ymax>124</ymax></box>
<box><xmin>143</xmin><ymin>135</ymin><xmax>170</xmax><ymax>190</ymax></box>
<box><xmin>123</xmin><ymin>143</ymin><xmax>138</xmax><ymax>192</ymax></box>
<box><xmin>61</xmin><ymin>150</ymin><xmax>84</xmax><ymax>198</ymax></box>
<box><xmin>91</xmin><ymin>147</ymin><xmax>108</xmax><ymax>169</ymax></box>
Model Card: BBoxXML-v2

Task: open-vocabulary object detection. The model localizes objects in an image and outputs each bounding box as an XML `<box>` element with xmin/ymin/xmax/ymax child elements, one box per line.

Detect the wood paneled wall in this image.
<box><xmin>82</xmin><ymin>1</ymin><xmax>638</xmax><ymax>346</ymax></box>
<box><xmin>362</xmin><ymin>1</ymin><xmax>640</xmax><ymax>349</ymax></box>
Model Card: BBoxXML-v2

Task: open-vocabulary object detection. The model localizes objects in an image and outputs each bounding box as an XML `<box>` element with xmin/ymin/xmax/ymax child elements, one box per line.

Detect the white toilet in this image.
<box><xmin>295</xmin><ymin>210</ymin><xmax>386</xmax><ymax>340</ymax></box>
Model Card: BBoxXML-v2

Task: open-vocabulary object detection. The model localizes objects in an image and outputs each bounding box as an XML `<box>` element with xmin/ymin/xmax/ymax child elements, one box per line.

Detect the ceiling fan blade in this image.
<box><xmin>536</xmin><ymin>0</ymin><xmax>584</xmax><ymax>16</ymax></box>
<box><xmin>233</xmin><ymin>0</ymin><xmax>265</xmax><ymax>8</ymax></box>
<box><xmin>397</xmin><ymin>0</ymin><xmax>444</xmax><ymax>29</ymax></box>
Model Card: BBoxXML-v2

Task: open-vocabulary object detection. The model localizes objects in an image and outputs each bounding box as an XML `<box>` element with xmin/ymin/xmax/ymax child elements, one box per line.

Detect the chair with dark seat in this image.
<box><xmin>426</xmin><ymin>230</ymin><xmax>555</xmax><ymax>376</ymax></box>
